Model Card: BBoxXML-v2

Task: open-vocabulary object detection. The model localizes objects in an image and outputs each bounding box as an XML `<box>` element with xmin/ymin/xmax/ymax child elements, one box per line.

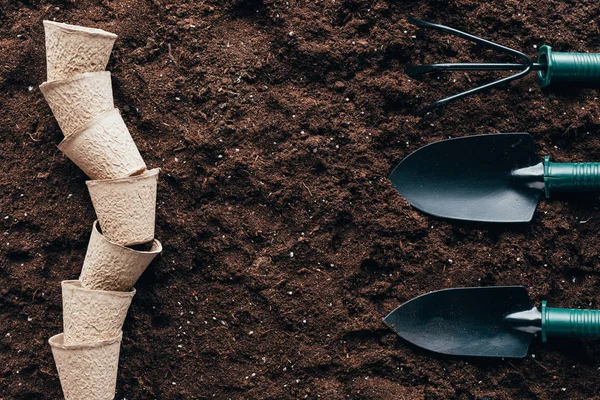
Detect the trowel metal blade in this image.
<box><xmin>384</xmin><ymin>286</ymin><xmax>536</xmax><ymax>358</ymax></box>
<box><xmin>390</xmin><ymin>133</ymin><xmax>543</xmax><ymax>222</ymax></box>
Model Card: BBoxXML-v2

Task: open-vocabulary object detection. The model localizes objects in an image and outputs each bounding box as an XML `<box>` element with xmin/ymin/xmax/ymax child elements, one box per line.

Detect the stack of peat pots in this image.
<box><xmin>40</xmin><ymin>21</ymin><xmax>162</xmax><ymax>399</ymax></box>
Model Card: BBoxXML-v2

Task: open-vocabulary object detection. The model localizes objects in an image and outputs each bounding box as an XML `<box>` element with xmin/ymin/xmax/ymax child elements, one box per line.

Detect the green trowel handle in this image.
<box><xmin>544</xmin><ymin>156</ymin><xmax>600</xmax><ymax>198</ymax></box>
<box><xmin>541</xmin><ymin>301</ymin><xmax>600</xmax><ymax>342</ymax></box>
<box><xmin>537</xmin><ymin>45</ymin><xmax>600</xmax><ymax>88</ymax></box>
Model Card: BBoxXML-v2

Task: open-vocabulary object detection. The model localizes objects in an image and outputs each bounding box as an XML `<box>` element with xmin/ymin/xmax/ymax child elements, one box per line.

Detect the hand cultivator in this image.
<box><xmin>407</xmin><ymin>18</ymin><xmax>600</xmax><ymax>115</ymax></box>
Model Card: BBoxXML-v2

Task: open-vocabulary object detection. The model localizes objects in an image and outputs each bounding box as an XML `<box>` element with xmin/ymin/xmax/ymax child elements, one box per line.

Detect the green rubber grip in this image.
<box><xmin>541</xmin><ymin>301</ymin><xmax>600</xmax><ymax>342</ymax></box>
<box><xmin>544</xmin><ymin>156</ymin><xmax>600</xmax><ymax>198</ymax></box>
<box><xmin>538</xmin><ymin>45</ymin><xmax>600</xmax><ymax>88</ymax></box>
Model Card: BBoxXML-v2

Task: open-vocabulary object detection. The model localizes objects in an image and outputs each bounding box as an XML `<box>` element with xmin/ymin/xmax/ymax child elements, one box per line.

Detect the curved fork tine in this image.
<box><xmin>408</xmin><ymin>17</ymin><xmax>532</xmax><ymax>64</ymax></box>
<box><xmin>414</xmin><ymin>65</ymin><xmax>532</xmax><ymax>116</ymax></box>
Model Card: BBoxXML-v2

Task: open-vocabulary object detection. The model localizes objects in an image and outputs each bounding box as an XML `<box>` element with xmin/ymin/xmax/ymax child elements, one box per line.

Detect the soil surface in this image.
<box><xmin>3</xmin><ymin>0</ymin><xmax>600</xmax><ymax>399</ymax></box>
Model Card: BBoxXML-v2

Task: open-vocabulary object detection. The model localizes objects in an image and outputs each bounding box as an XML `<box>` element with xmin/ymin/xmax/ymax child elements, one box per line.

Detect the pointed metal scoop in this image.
<box><xmin>390</xmin><ymin>133</ymin><xmax>544</xmax><ymax>222</ymax></box>
<box><xmin>384</xmin><ymin>286</ymin><xmax>600</xmax><ymax>358</ymax></box>
<box><xmin>383</xmin><ymin>286</ymin><xmax>539</xmax><ymax>358</ymax></box>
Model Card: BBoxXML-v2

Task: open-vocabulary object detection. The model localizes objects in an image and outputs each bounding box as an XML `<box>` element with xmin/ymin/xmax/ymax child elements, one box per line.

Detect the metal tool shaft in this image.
<box><xmin>407</xmin><ymin>63</ymin><xmax>545</xmax><ymax>77</ymax></box>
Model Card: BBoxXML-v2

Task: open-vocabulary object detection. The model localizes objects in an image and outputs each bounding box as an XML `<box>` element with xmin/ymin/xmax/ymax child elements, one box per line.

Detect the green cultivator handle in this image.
<box><xmin>541</xmin><ymin>301</ymin><xmax>600</xmax><ymax>342</ymax></box>
<box><xmin>538</xmin><ymin>45</ymin><xmax>600</xmax><ymax>88</ymax></box>
<box><xmin>544</xmin><ymin>156</ymin><xmax>600</xmax><ymax>198</ymax></box>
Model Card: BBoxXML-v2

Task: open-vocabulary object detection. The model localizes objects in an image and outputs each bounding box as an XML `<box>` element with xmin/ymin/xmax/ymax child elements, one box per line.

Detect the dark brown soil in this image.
<box><xmin>3</xmin><ymin>0</ymin><xmax>600</xmax><ymax>399</ymax></box>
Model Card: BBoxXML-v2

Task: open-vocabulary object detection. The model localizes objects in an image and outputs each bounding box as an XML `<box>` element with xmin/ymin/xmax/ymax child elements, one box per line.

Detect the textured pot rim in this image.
<box><xmin>49</xmin><ymin>331</ymin><xmax>123</xmax><ymax>350</ymax></box>
<box><xmin>62</xmin><ymin>279</ymin><xmax>136</xmax><ymax>298</ymax></box>
<box><xmin>57</xmin><ymin>108</ymin><xmax>120</xmax><ymax>149</ymax></box>
<box><xmin>39</xmin><ymin>70</ymin><xmax>111</xmax><ymax>91</ymax></box>
<box><xmin>43</xmin><ymin>20</ymin><xmax>118</xmax><ymax>39</ymax></box>
<box><xmin>86</xmin><ymin>167</ymin><xmax>160</xmax><ymax>186</ymax></box>
<box><xmin>90</xmin><ymin>220</ymin><xmax>162</xmax><ymax>255</ymax></box>
<box><xmin>40</xmin><ymin>71</ymin><xmax>111</xmax><ymax>90</ymax></box>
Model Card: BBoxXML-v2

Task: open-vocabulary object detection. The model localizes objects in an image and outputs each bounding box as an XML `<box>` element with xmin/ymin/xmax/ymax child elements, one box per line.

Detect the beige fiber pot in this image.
<box><xmin>49</xmin><ymin>332</ymin><xmax>122</xmax><ymax>400</ymax></box>
<box><xmin>80</xmin><ymin>221</ymin><xmax>162</xmax><ymax>291</ymax></box>
<box><xmin>40</xmin><ymin>71</ymin><xmax>114</xmax><ymax>137</ymax></box>
<box><xmin>86</xmin><ymin>168</ymin><xmax>159</xmax><ymax>246</ymax></box>
<box><xmin>58</xmin><ymin>108</ymin><xmax>147</xmax><ymax>180</ymax></box>
<box><xmin>44</xmin><ymin>20</ymin><xmax>117</xmax><ymax>81</ymax></box>
<box><xmin>62</xmin><ymin>280</ymin><xmax>135</xmax><ymax>345</ymax></box>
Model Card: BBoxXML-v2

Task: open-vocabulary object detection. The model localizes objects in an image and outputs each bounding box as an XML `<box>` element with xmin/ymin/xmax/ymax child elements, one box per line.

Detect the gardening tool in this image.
<box><xmin>407</xmin><ymin>18</ymin><xmax>600</xmax><ymax>115</ymax></box>
<box><xmin>384</xmin><ymin>286</ymin><xmax>600</xmax><ymax>358</ymax></box>
<box><xmin>390</xmin><ymin>132</ymin><xmax>600</xmax><ymax>222</ymax></box>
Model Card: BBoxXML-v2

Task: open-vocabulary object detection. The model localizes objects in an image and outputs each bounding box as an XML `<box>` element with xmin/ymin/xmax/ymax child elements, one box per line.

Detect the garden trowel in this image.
<box><xmin>390</xmin><ymin>132</ymin><xmax>600</xmax><ymax>222</ymax></box>
<box><xmin>384</xmin><ymin>286</ymin><xmax>600</xmax><ymax>358</ymax></box>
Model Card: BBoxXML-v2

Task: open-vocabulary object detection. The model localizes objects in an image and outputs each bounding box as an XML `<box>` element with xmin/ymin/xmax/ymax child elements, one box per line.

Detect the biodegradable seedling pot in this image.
<box><xmin>87</xmin><ymin>168</ymin><xmax>159</xmax><ymax>246</ymax></box>
<box><xmin>62</xmin><ymin>280</ymin><xmax>135</xmax><ymax>344</ymax></box>
<box><xmin>80</xmin><ymin>221</ymin><xmax>162</xmax><ymax>291</ymax></box>
<box><xmin>49</xmin><ymin>332</ymin><xmax>122</xmax><ymax>400</ymax></box>
<box><xmin>44</xmin><ymin>20</ymin><xmax>117</xmax><ymax>81</ymax></box>
<box><xmin>58</xmin><ymin>108</ymin><xmax>147</xmax><ymax>180</ymax></box>
<box><xmin>40</xmin><ymin>71</ymin><xmax>114</xmax><ymax>137</ymax></box>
